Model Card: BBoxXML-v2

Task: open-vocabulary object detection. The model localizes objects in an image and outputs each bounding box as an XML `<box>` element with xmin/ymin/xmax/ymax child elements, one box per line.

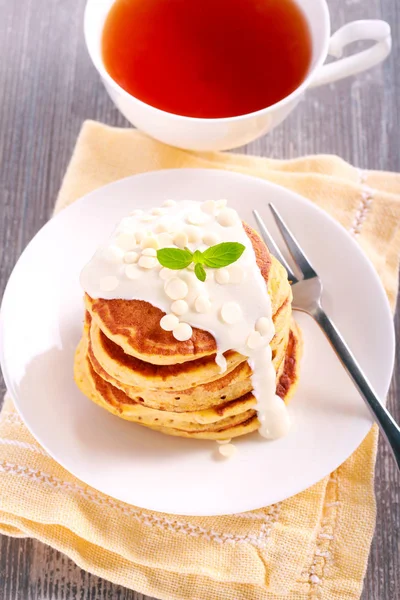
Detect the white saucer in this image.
<box><xmin>0</xmin><ymin>169</ymin><xmax>395</xmax><ymax>515</ymax></box>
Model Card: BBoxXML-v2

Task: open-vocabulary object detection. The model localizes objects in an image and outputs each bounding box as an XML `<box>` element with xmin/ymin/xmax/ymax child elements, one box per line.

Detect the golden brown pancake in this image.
<box><xmin>75</xmin><ymin>337</ymin><xmax>258</xmax><ymax>430</ymax></box>
<box><xmin>86</xmin><ymin>310</ymin><xmax>290</xmax><ymax>411</ymax></box>
<box><xmin>74</xmin><ymin>319</ymin><xmax>302</xmax><ymax>440</ymax></box>
<box><xmin>145</xmin><ymin>321</ymin><xmax>303</xmax><ymax>439</ymax></box>
<box><xmin>87</xmin><ymin>327</ymin><xmax>254</xmax><ymax>412</ymax></box>
<box><xmin>89</xmin><ymin>315</ymin><xmax>248</xmax><ymax>391</ymax></box>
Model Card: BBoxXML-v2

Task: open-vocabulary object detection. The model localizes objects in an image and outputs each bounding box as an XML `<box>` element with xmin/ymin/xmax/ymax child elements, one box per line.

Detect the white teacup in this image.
<box><xmin>84</xmin><ymin>0</ymin><xmax>391</xmax><ymax>151</ymax></box>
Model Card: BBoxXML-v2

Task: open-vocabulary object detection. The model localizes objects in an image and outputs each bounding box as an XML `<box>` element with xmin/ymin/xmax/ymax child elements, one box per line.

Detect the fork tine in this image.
<box><xmin>269</xmin><ymin>203</ymin><xmax>318</xmax><ymax>280</ymax></box>
<box><xmin>252</xmin><ymin>210</ymin><xmax>299</xmax><ymax>284</ymax></box>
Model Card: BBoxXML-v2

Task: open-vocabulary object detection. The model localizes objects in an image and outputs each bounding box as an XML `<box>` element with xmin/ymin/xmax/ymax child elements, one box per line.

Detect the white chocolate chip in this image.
<box><xmin>140</xmin><ymin>214</ymin><xmax>155</xmax><ymax>222</ymax></box>
<box><xmin>163</xmin><ymin>199</ymin><xmax>176</xmax><ymax>207</ymax></box>
<box><xmin>158</xmin><ymin>232</ymin><xmax>174</xmax><ymax>247</ymax></box>
<box><xmin>186</xmin><ymin>212</ymin><xmax>209</xmax><ymax>226</ymax></box>
<box><xmin>173</xmin><ymin>322</ymin><xmax>193</xmax><ymax>341</ymax></box>
<box><xmin>141</xmin><ymin>236</ymin><xmax>159</xmax><ymax>250</ymax></box>
<box><xmin>103</xmin><ymin>245</ymin><xmax>124</xmax><ymax>263</ymax></box>
<box><xmin>216</xmin><ymin>439</ymin><xmax>232</xmax><ymax>445</ymax></box>
<box><xmin>138</xmin><ymin>256</ymin><xmax>158</xmax><ymax>269</ymax></box>
<box><xmin>124</xmin><ymin>251</ymin><xmax>139</xmax><ymax>264</ymax></box>
<box><xmin>142</xmin><ymin>247</ymin><xmax>157</xmax><ymax>257</ymax></box>
<box><xmin>171</xmin><ymin>300</ymin><xmax>189</xmax><ymax>316</ymax></box>
<box><xmin>255</xmin><ymin>317</ymin><xmax>273</xmax><ymax>337</ymax></box>
<box><xmin>220</xmin><ymin>302</ymin><xmax>242</xmax><ymax>324</ymax></box>
<box><xmin>154</xmin><ymin>222</ymin><xmax>168</xmax><ymax>233</ymax></box>
<box><xmin>202</xmin><ymin>232</ymin><xmax>219</xmax><ymax>246</ymax></box>
<box><xmin>164</xmin><ymin>277</ymin><xmax>189</xmax><ymax>300</ymax></box>
<box><xmin>247</xmin><ymin>330</ymin><xmax>265</xmax><ymax>350</ymax></box>
<box><xmin>195</xmin><ymin>294</ymin><xmax>211</xmax><ymax>313</ymax></box>
<box><xmin>135</xmin><ymin>231</ymin><xmax>145</xmax><ymax>243</ymax></box>
<box><xmin>206</xmin><ymin>269</ymin><xmax>215</xmax><ymax>281</ymax></box>
<box><xmin>151</xmin><ymin>207</ymin><xmax>165</xmax><ymax>216</ymax></box>
<box><xmin>100</xmin><ymin>275</ymin><xmax>119</xmax><ymax>291</ymax></box>
<box><xmin>217</xmin><ymin>208</ymin><xmax>238</xmax><ymax>227</ymax></box>
<box><xmin>216</xmin><ymin>199</ymin><xmax>228</xmax><ymax>209</ymax></box>
<box><xmin>184</xmin><ymin>226</ymin><xmax>201</xmax><ymax>243</ymax></box>
<box><xmin>215</xmin><ymin>268</ymin><xmax>230</xmax><ymax>285</ymax></box>
<box><xmin>116</xmin><ymin>232</ymin><xmax>136</xmax><ymax>250</ymax></box>
<box><xmin>160</xmin><ymin>314</ymin><xmax>179</xmax><ymax>332</ymax></box>
<box><xmin>159</xmin><ymin>267</ymin><xmax>175</xmax><ymax>280</ymax></box>
<box><xmin>125</xmin><ymin>265</ymin><xmax>141</xmax><ymax>279</ymax></box>
<box><xmin>201</xmin><ymin>200</ymin><xmax>217</xmax><ymax>215</ymax></box>
<box><xmin>130</xmin><ymin>209</ymin><xmax>143</xmax><ymax>216</ymax></box>
<box><xmin>228</xmin><ymin>264</ymin><xmax>245</xmax><ymax>284</ymax></box>
<box><xmin>218</xmin><ymin>444</ymin><xmax>237</xmax><ymax>458</ymax></box>
<box><xmin>173</xmin><ymin>232</ymin><xmax>189</xmax><ymax>249</ymax></box>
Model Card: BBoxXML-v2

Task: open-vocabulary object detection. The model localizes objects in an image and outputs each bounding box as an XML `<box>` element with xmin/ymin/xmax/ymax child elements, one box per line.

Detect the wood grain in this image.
<box><xmin>0</xmin><ymin>0</ymin><xmax>399</xmax><ymax>598</ymax></box>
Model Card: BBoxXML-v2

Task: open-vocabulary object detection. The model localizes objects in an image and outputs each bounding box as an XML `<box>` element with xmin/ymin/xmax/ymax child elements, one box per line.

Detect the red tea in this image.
<box><xmin>102</xmin><ymin>0</ymin><xmax>312</xmax><ymax>119</ymax></box>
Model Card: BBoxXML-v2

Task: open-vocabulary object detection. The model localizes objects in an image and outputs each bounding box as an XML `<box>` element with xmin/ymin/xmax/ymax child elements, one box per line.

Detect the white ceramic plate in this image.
<box><xmin>0</xmin><ymin>169</ymin><xmax>395</xmax><ymax>516</ymax></box>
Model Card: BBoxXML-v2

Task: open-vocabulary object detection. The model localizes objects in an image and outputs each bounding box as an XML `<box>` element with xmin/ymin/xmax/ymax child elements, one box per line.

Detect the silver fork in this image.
<box><xmin>253</xmin><ymin>205</ymin><xmax>400</xmax><ymax>471</ymax></box>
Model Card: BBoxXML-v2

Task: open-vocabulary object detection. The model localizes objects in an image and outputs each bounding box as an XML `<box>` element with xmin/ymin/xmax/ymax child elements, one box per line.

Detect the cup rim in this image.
<box><xmin>84</xmin><ymin>0</ymin><xmax>331</xmax><ymax>124</ymax></box>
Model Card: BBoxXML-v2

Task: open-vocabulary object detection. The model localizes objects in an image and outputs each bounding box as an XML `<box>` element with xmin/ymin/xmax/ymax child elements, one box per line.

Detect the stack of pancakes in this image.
<box><xmin>74</xmin><ymin>224</ymin><xmax>302</xmax><ymax>440</ymax></box>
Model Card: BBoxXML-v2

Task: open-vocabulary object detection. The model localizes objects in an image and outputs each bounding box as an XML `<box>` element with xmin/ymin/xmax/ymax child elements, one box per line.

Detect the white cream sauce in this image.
<box><xmin>80</xmin><ymin>200</ymin><xmax>290</xmax><ymax>439</ymax></box>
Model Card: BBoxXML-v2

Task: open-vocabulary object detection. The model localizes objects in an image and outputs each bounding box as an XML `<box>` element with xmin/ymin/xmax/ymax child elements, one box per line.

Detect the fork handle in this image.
<box><xmin>312</xmin><ymin>305</ymin><xmax>400</xmax><ymax>471</ymax></box>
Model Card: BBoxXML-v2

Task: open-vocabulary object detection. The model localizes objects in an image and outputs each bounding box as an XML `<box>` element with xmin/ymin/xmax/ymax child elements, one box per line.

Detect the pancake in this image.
<box><xmin>87</xmin><ymin>327</ymin><xmax>254</xmax><ymax>412</ymax></box>
<box><xmin>276</xmin><ymin>319</ymin><xmax>302</xmax><ymax>402</ymax></box>
<box><xmin>85</xmin><ymin>224</ymin><xmax>292</xmax><ymax>365</ymax></box>
<box><xmin>87</xmin><ymin>311</ymin><xmax>290</xmax><ymax>411</ymax></box>
<box><xmin>74</xmin><ymin>318</ymin><xmax>302</xmax><ymax>440</ymax></box>
<box><xmin>146</xmin><ymin>320</ymin><xmax>303</xmax><ymax>439</ymax></box>
<box><xmin>89</xmin><ymin>315</ymin><xmax>248</xmax><ymax>391</ymax></box>
<box><xmin>88</xmin><ymin>302</ymin><xmax>291</xmax><ymax>395</ymax></box>
<box><xmin>146</xmin><ymin>414</ymin><xmax>259</xmax><ymax>440</ymax></box>
<box><xmin>75</xmin><ymin>336</ymin><xmax>257</xmax><ymax>429</ymax></box>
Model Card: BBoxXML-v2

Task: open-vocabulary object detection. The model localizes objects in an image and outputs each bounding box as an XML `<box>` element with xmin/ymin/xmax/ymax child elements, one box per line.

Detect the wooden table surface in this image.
<box><xmin>0</xmin><ymin>0</ymin><xmax>399</xmax><ymax>598</ymax></box>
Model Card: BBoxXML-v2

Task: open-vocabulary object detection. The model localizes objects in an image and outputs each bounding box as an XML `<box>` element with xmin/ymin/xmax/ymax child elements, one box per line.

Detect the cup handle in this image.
<box><xmin>309</xmin><ymin>20</ymin><xmax>391</xmax><ymax>88</ymax></box>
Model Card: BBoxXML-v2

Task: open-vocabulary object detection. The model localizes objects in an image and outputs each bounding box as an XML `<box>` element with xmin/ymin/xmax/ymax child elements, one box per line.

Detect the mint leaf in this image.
<box><xmin>194</xmin><ymin>263</ymin><xmax>206</xmax><ymax>282</ymax></box>
<box><xmin>157</xmin><ymin>248</ymin><xmax>193</xmax><ymax>270</ymax></box>
<box><xmin>202</xmin><ymin>242</ymin><xmax>245</xmax><ymax>268</ymax></box>
<box><xmin>192</xmin><ymin>250</ymin><xmax>204</xmax><ymax>264</ymax></box>
<box><xmin>157</xmin><ymin>241</ymin><xmax>244</xmax><ymax>277</ymax></box>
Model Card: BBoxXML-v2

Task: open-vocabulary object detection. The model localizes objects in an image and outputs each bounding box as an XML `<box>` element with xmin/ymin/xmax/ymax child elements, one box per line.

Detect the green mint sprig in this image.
<box><xmin>157</xmin><ymin>242</ymin><xmax>245</xmax><ymax>282</ymax></box>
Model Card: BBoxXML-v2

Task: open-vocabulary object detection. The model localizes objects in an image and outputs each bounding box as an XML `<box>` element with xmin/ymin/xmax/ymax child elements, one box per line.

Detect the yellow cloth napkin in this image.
<box><xmin>1</xmin><ymin>121</ymin><xmax>400</xmax><ymax>600</ymax></box>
